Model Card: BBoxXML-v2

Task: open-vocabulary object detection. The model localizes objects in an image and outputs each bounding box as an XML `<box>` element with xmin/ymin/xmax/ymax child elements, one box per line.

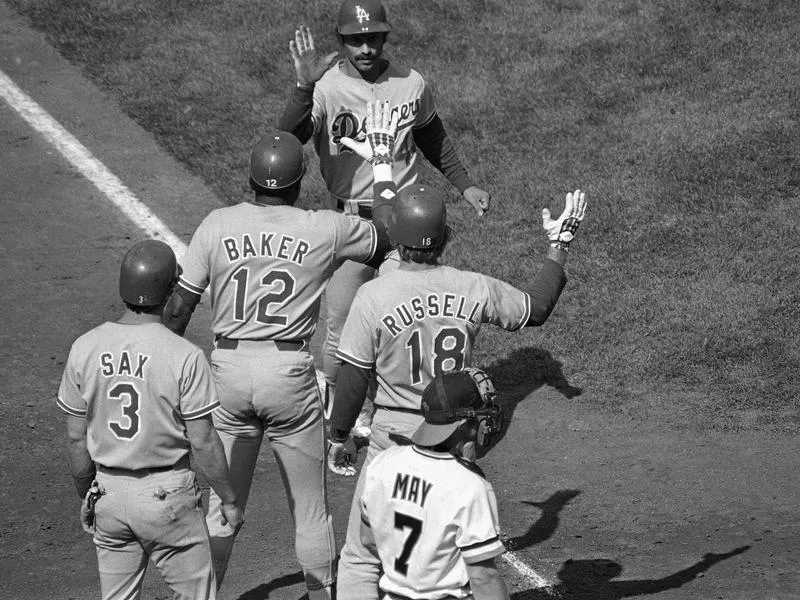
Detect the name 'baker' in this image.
<box><xmin>222</xmin><ymin>232</ymin><xmax>312</xmax><ymax>266</ymax></box>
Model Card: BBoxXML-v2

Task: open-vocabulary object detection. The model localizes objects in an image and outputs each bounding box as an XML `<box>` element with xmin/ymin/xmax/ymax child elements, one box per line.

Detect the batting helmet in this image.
<box><xmin>337</xmin><ymin>0</ymin><xmax>391</xmax><ymax>35</ymax></box>
<box><xmin>119</xmin><ymin>240</ymin><xmax>179</xmax><ymax>307</ymax></box>
<box><xmin>388</xmin><ymin>184</ymin><xmax>447</xmax><ymax>249</ymax></box>
<box><xmin>411</xmin><ymin>368</ymin><xmax>503</xmax><ymax>448</ymax></box>
<box><xmin>250</xmin><ymin>131</ymin><xmax>305</xmax><ymax>190</ymax></box>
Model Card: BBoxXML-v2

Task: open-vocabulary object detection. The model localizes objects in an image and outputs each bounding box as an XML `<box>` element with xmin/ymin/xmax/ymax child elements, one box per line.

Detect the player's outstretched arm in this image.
<box><xmin>466</xmin><ymin>558</ymin><xmax>510</xmax><ymax>600</ymax></box>
<box><xmin>519</xmin><ymin>189</ymin><xmax>589</xmax><ymax>327</ymax></box>
<box><xmin>542</xmin><ymin>188</ymin><xmax>588</xmax><ymax>265</ymax></box>
<box><xmin>339</xmin><ymin>99</ymin><xmax>399</xmax><ymax>230</ymax></box>
<box><xmin>289</xmin><ymin>26</ymin><xmax>338</xmax><ymax>86</ymax></box>
<box><xmin>185</xmin><ymin>416</ymin><xmax>244</xmax><ymax>532</ymax></box>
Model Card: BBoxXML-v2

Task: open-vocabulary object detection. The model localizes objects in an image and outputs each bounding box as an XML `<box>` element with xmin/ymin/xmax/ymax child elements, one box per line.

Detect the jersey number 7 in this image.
<box><xmin>394</xmin><ymin>511</ymin><xmax>423</xmax><ymax>576</ymax></box>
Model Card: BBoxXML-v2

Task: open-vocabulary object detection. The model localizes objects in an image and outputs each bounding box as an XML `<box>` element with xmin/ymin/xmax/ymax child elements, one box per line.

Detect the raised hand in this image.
<box><xmin>289</xmin><ymin>25</ymin><xmax>338</xmax><ymax>85</ymax></box>
<box><xmin>542</xmin><ymin>189</ymin><xmax>587</xmax><ymax>247</ymax></box>
<box><xmin>339</xmin><ymin>100</ymin><xmax>399</xmax><ymax>165</ymax></box>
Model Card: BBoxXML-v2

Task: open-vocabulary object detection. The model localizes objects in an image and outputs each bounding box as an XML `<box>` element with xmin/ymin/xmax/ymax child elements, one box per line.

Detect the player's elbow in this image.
<box><xmin>467</xmin><ymin>558</ymin><xmax>510</xmax><ymax>600</ymax></box>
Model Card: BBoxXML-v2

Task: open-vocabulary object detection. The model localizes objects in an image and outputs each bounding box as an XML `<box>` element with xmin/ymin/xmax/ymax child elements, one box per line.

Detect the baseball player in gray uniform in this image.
<box><xmin>359</xmin><ymin>368</ymin><xmax>510</xmax><ymax>600</ymax></box>
<box><xmin>58</xmin><ymin>240</ymin><xmax>243</xmax><ymax>600</ymax></box>
<box><xmin>161</xmin><ymin>131</ymin><xmax>393</xmax><ymax>600</ymax></box>
<box><xmin>278</xmin><ymin>0</ymin><xmax>492</xmax><ymax>436</ymax></box>
<box><xmin>325</xmin><ymin>107</ymin><xmax>588</xmax><ymax>598</ymax></box>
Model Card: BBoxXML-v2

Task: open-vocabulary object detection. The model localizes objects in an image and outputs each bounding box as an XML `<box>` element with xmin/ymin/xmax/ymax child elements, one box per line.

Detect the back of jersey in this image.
<box><xmin>57</xmin><ymin>322</ymin><xmax>218</xmax><ymax>470</ymax></box>
<box><xmin>337</xmin><ymin>265</ymin><xmax>530</xmax><ymax>410</ymax></box>
<box><xmin>361</xmin><ymin>446</ymin><xmax>504</xmax><ymax>598</ymax></box>
<box><xmin>179</xmin><ymin>203</ymin><xmax>376</xmax><ymax>341</ymax></box>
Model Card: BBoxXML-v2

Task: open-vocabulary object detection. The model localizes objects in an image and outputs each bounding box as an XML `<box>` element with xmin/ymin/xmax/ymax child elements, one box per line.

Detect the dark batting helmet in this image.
<box><xmin>337</xmin><ymin>0</ymin><xmax>391</xmax><ymax>35</ymax></box>
<box><xmin>388</xmin><ymin>184</ymin><xmax>447</xmax><ymax>249</ymax></box>
<box><xmin>411</xmin><ymin>368</ymin><xmax>504</xmax><ymax>449</ymax></box>
<box><xmin>119</xmin><ymin>240</ymin><xmax>179</xmax><ymax>306</ymax></box>
<box><xmin>250</xmin><ymin>131</ymin><xmax>305</xmax><ymax>190</ymax></box>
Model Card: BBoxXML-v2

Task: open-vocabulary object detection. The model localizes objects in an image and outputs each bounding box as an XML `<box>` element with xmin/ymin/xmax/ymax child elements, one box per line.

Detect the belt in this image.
<box><xmin>96</xmin><ymin>456</ymin><xmax>190</xmax><ymax>478</ymax></box>
<box><xmin>214</xmin><ymin>335</ymin><xmax>305</xmax><ymax>351</ymax></box>
<box><xmin>383</xmin><ymin>593</ymin><xmax>468</xmax><ymax>600</ymax></box>
<box><xmin>337</xmin><ymin>199</ymin><xmax>373</xmax><ymax>219</ymax></box>
<box><xmin>376</xmin><ymin>405</ymin><xmax>423</xmax><ymax>415</ymax></box>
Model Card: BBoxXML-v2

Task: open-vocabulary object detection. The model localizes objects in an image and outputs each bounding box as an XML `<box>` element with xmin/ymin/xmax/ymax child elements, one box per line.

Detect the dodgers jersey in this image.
<box><xmin>178</xmin><ymin>202</ymin><xmax>377</xmax><ymax>341</ymax></box>
<box><xmin>312</xmin><ymin>59</ymin><xmax>436</xmax><ymax>202</ymax></box>
<box><xmin>336</xmin><ymin>265</ymin><xmax>531</xmax><ymax>410</ymax></box>
<box><xmin>57</xmin><ymin>322</ymin><xmax>218</xmax><ymax>470</ymax></box>
<box><xmin>360</xmin><ymin>445</ymin><xmax>505</xmax><ymax>598</ymax></box>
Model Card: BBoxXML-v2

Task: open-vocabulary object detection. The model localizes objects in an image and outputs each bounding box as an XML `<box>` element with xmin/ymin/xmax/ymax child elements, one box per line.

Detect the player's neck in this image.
<box><xmin>117</xmin><ymin>309</ymin><xmax>162</xmax><ymax>325</ymax></box>
<box><xmin>399</xmin><ymin>261</ymin><xmax>441</xmax><ymax>272</ymax></box>
<box><xmin>252</xmin><ymin>196</ymin><xmax>290</xmax><ymax>207</ymax></box>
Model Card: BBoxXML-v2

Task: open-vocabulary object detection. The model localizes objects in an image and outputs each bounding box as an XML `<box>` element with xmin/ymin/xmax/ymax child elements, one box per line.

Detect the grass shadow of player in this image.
<box><xmin>477</xmin><ymin>346</ymin><xmax>581</xmax><ymax>455</ymax></box>
<box><xmin>234</xmin><ymin>570</ymin><xmax>305</xmax><ymax>600</ymax></box>
<box><xmin>503</xmin><ymin>489</ymin><xmax>582</xmax><ymax>552</ymax></box>
<box><xmin>508</xmin><ymin>545</ymin><xmax>751</xmax><ymax>600</ymax></box>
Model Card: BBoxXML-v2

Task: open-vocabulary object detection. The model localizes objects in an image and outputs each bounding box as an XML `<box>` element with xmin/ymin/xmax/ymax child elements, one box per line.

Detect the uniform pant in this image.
<box><xmin>205</xmin><ymin>341</ymin><xmax>336</xmax><ymax>593</ymax></box>
<box><xmin>322</xmin><ymin>259</ymin><xmax>375</xmax><ymax>396</ymax></box>
<box><xmin>337</xmin><ymin>408</ymin><xmax>426</xmax><ymax>600</ymax></box>
<box><xmin>93</xmin><ymin>466</ymin><xmax>215</xmax><ymax>600</ymax></box>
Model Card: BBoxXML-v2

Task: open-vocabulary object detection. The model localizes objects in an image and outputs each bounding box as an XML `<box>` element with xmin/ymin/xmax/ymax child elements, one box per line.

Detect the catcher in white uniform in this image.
<box><xmin>358</xmin><ymin>368</ymin><xmax>510</xmax><ymax>600</ymax></box>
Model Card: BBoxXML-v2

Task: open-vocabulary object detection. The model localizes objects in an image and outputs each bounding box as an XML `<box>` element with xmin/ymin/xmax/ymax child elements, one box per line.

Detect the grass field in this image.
<box><xmin>7</xmin><ymin>0</ymin><xmax>799</xmax><ymax>431</ymax></box>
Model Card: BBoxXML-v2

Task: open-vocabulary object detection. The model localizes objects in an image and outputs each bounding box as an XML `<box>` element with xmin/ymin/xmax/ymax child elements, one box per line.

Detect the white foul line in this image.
<box><xmin>0</xmin><ymin>68</ymin><xmax>187</xmax><ymax>259</ymax></box>
<box><xmin>1</xmin><ymin>65</ymin><xmax>552</xmax><ymax>592</ymax></box>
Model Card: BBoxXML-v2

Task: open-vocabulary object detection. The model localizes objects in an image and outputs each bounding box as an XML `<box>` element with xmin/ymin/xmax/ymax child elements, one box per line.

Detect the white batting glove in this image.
<box><xmin>542</xmin><ymin>189</ymin><xmax>587</xmax><ymax>249</ymax></box>
<box><xmin>339</xmin><ymin>100</ymin><xmax>398</xmax><ymax>166</ymax></box>
<box><xmin>327</xmin><ymin>438</ymin><xmax>358</xmax><ymax>477</ymax></box>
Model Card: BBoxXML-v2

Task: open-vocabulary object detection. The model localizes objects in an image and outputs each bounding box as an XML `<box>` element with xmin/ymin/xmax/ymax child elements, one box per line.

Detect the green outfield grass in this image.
<box><xmin>9</xmin><ymin>0</ymin><xmax>799</xmax><ymax>431</ymax></box>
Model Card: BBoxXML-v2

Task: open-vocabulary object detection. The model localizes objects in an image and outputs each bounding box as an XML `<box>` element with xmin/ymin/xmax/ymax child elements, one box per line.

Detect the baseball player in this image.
<box><xmin>278</xmin><ymin>0</ymin><xmax>492</xmax><ymax>435</ymax></box>
<box><xmin>358</xmin><ymin>368</ymin><xmax>510</xmax><ymax>600</ymax></box>
<box><xmin>326</xmin><ymin>126</ymin><xmax>587</xmax><ymax>597</ymax></box>
<box><xmin>58</xmin><ymin>240</ymin><xmax>243</xmax><ymax>600</ymax></box>
<box><xmin>160</xmin><ymin>130</ymin><xmax>394</xmax><ymax>600</ymax></box>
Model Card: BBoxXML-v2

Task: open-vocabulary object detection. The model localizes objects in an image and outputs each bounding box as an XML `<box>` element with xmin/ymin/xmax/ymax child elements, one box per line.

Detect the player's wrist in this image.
<box><xmin>549</xmin><ymin>240</ymin><xmax>570</xmax><ymax>252</ymax></box>
<box><xmin>371</xmin><ymin>163</ymin><xmax>392</xmax><ymax>182</ymax></box>
<box><xmin>330</xmin><ymin>428</ymin><xmax>350</xmax><ymax>444</ymax></box>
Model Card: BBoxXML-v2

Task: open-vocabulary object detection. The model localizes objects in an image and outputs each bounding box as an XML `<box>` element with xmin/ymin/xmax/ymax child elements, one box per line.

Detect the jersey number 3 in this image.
<box><xmin>108</xmin><ymin>382</ymin><xmax>141</xmax><ymax>440</ymax></box>
<box><xmin>231</xmin><ymin>267</ymin><xmax>295</xmax><ymax>326</ymax></box>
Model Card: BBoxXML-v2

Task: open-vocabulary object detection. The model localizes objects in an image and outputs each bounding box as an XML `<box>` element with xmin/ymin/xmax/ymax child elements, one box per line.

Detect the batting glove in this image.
<box><xmin>542</xmin><ymin>189</ymin><xmax>587</xmax><ymax>250</ymax></box>
<box><xmin>327</xmin><ymin>438</ymin><xmax>358</xmax><ymax>477</ymax></box>
<box><xmin>339</xmin><ymin>100</ymin><xmax>398</xmax><ymax>166</ymax></box>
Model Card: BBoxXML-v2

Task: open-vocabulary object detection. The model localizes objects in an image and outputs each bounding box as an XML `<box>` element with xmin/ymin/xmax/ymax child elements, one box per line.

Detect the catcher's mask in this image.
<box><xmin>411</xmin><ymin>368</ymin><xmax>504</xmax><ymax>449</ymax></box>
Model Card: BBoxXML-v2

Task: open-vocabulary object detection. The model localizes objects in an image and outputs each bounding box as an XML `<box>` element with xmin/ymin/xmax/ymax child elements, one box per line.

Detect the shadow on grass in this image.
<box><xmin>234</xmin><ymin>570</ymin><xmax>304</xmax><ymax>600</ymax></box>
<box><xmin>478</xmin><ymin>346</ymin><xmax>581</xmax><ymax>454</ymax></box>
<box><xmin>504</xmin><ymin>489</ymin><xmax>582</xmax><ymax>552</ymax></box>
<box><xmin>509</xmin><ymin>545</ymin><xmax>750</xmax><ymax>599</ymax></box>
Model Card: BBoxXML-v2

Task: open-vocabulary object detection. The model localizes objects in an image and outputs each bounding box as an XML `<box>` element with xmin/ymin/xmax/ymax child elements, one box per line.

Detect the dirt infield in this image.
<box><xmin>1</xmin><ymin>5</ymin><xmax>798</xmax><ymax>599</ymax></box>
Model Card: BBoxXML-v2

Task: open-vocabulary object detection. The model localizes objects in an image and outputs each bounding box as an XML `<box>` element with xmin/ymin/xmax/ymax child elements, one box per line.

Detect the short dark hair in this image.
<box><xmin>397</xmin><ymin>226</ymin><xmax>451</xmax><ymax>264</ymax></box>
<box><xmin>249</xmin><ymin>177</ymin><xmax>300</xmax><ymax>200</ymax></box>
<box><xmin>123</xmin><ymin>301</ymin><xmax>164</xmax><ymax>315</ymax></box>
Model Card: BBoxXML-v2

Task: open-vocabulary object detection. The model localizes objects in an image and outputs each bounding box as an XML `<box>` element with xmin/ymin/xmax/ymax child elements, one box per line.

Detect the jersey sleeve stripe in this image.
<box><xmin>367</xmin><ymin>222</ymin><xmax>377</xmax><ymax>260</ymax></box>
<box><xmin>181</xmin><ymin>401</ymin><xmax>220</xmax><ymax>420</ymax></box>
<box><xmin>413</xmin><ymin>109</ymin><xmax>437</xmax><ymax>129</ymax></box>
<box><xmin>178</xmin><ymin>277</ymin><xmax>206</xmax><ymax>296</ymax></box>
<box><xmin>335</xmin><ymin>349</ymin><xmax>374</xmax><ymax>369</ymax></box>
<box><xmin>56</xmin><ymin>397</ymin><xmax>86</xmax><ymax>417</ymax></box>
<box><xmin>461</xmin><ymin>537</ymin><xmax>506</xmax><ymax>564</ymax></box>
<box><xmin>511</xmin><ymin>292</ymin><xmax>532</xmax><ymax>331</ymax></box>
